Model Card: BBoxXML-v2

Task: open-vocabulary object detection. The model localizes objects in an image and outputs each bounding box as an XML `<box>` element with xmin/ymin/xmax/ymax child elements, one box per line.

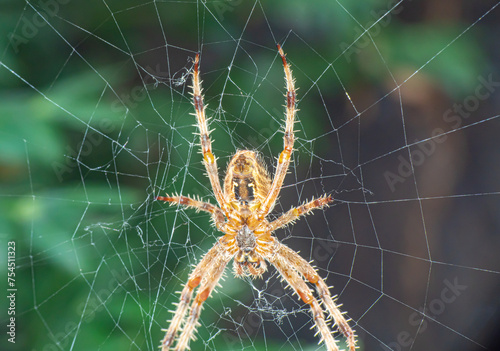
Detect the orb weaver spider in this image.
<box><xmin>157</xmin><ymin>45</ymin><xmax>356</xmax><ymax>351</ymax></box>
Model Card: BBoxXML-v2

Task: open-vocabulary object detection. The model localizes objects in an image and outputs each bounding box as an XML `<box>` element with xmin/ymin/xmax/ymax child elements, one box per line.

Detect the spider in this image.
<box><xmin>157</xmin><ymin>45</ymin><xmax>356</xmax><ymax>351</ymax></box>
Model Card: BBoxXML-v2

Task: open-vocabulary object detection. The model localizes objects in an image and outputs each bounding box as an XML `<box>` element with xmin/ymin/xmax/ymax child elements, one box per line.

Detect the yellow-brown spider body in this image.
<box><xmin>157</xmin><ymin>45</ymin><xmax>356</xmax><ymax>351</ymax></box>
<box><xmin>223</xmin><ymin>150</ymin><xmax>272</xmax><ymax>277</ymax></box>
<box><xmin>224</xmin><ymin>150</ymin><xmax>271</xmax><ymax>209</ymax></box>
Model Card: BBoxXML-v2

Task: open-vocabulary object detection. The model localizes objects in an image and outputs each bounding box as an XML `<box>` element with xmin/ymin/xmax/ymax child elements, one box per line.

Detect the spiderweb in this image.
<box><xmin>1</xmin><ymin>1</ymin><xmax>500</xmax><ymax>350</ymax></box>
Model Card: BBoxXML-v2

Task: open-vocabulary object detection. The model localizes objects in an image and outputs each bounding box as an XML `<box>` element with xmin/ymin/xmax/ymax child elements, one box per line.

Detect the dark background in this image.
<box><xmin>1</xmin><ymin>1</ymin><xmax>499</xmax><ymax>350</ymax></box>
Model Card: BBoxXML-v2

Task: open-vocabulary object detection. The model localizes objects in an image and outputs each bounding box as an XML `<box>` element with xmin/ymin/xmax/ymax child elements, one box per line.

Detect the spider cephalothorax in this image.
<box><xmin>157</xmin><ymin>45</ymin><xmax>356</xmax><ymax>351</ymax></box>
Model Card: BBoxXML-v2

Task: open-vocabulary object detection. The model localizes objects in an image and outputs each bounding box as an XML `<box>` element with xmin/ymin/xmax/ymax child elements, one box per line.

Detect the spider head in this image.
<box><xmin>233</xmin><ymin>225</ymin><xmax>267</xmax><ymax>277</ymax></box>
<box><xmin>224</xmin><ymin>150</ymin><xmax>271</xmax><ymax>207</ymax></box>
<box><xmin>236</xmin><ymin>225</ymin><xmax>256</xmax><ymax>252</ymax></box>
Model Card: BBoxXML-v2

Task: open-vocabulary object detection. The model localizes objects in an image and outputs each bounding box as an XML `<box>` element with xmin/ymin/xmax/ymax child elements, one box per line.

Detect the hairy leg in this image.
<box><xmin>259</xmin><ymin>45</ymin><xmax>297</xmax><ymax>217</ymax></box>
<box><xmin>157</xmin><ymin>194</ymin><xmax>226</xmax><ymax>230</ymax></box>
<box><xmin>191</xmin><ymin>54</ymin><xmax>230</xmax><ymax>213</ymax></box>
<box><xmin>268</xmin><ymin>195</ymin><xmax>333</xmax><ymax>232</ymax></box>
<box><xmin>161</xmin><ymin>240</ymin><xmax>231</xmax><ymax>350</ymax></box>
<box><xmin>272</xmin><ymin>241</ymin><xmax>356</xmax><ymax>351</ymax></box>
<box><xmin>266</xmin><ymin>245</ymin><xmax>340</xmax><ymax>351</ymax></box>
<box><xmin>173</xmin><ymin>243</ymin><xmax>232</xmax><ymax>351</ymax></box>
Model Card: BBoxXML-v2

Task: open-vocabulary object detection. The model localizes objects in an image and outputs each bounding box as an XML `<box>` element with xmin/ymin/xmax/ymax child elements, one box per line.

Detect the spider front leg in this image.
<box><xmin>161</xmin><ymin>240</ymin><xmax>232</xmax><ymax>351</ymax></box>
<box><xmin>273</xmin><ymin>241</ymin><xmax>357</xmax><ymax>351</ymax></box>
<box><xmin>266</xmin><ymin>245</ymin><xmax>341</xmax><ymax>351</ymax></box>
<box><xmin>260</xmin><ymin>45</ymin><xmax>297</xmax><ymax>216</ymax></box>
<box><xmin>174</xmin><ymin>244</ymin><xmax>232</xmax><ymax>351</ymax></box>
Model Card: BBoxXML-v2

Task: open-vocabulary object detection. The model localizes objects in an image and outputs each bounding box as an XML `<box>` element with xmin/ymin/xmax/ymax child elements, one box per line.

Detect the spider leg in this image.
<box><xmin>266</xmin><ymin>245</ymin><xmax>340</xmax><ymax>351</ymax></box>
<box><xmin>161</xmin><ymin>240</ymin><xmax>232</xmax><ymax>351</ymax></box>
<box><xmin>272</xmin><ymin>241</ymin><xmax>357</xmax><ymax>351</ymax></box>
<box><xmin>191</xmin><ymin>54</ymin><xmax>230</xmax><ymax>213</ymax></box>
<box><xmin>259</xmin><ymin>45</ymin><xmax>297</xmax><ymax>217</ymax></box>
<box><xmin>173</xmin><ymin>243</ymin><xmax>232</xmax><ymax>351</ymax></box>
<box><xmin>268</xmin><ymin>195</ymin><xmax>333</xmax><ymax>232</ymax></box>
<box><xmin>157</xmin><ymin>194</ymin><xmax>226</xmax><ymax>230</ymax></box>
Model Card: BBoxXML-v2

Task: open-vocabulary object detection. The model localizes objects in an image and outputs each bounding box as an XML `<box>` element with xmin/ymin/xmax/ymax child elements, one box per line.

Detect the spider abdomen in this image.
<box><xmin>224</xmin><ymin>150</ymin><xmax>271</xmax><ymax>206</ymax></box>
